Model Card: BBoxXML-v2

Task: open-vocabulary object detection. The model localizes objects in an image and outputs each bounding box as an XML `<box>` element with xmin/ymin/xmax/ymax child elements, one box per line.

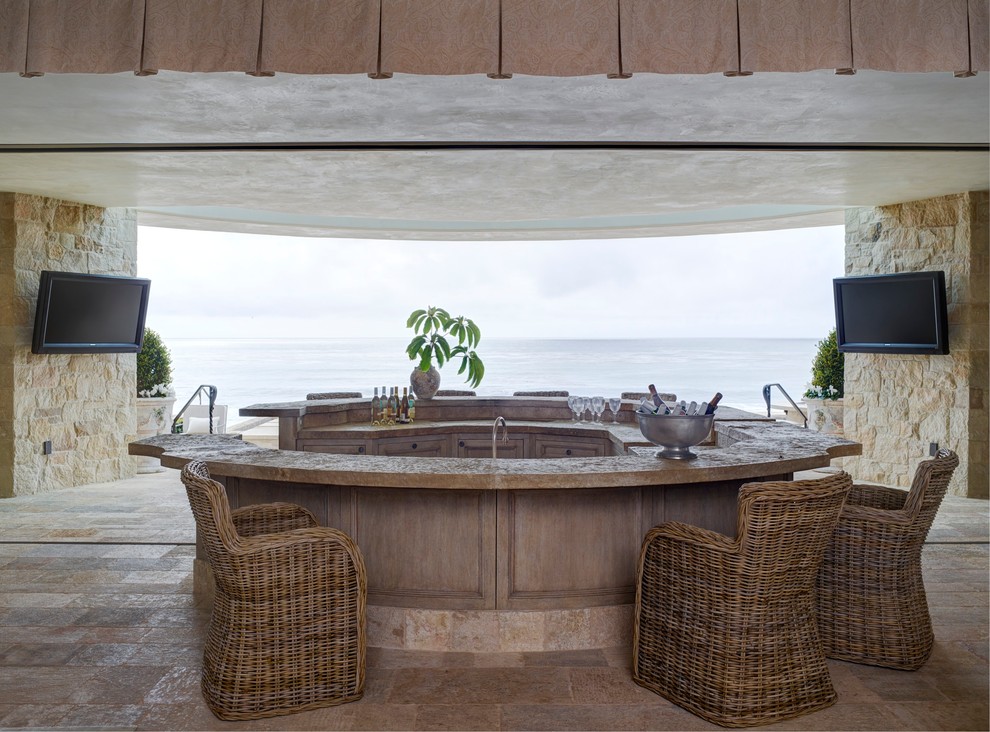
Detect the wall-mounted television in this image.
<box><xmin>31</xmin><ymin>271</ymin><xmax>151</xmax><ymax>354</ymax></box>
<box><xmin>833</xmin><ymin>271</ymin><xmax>949</xmax><ymax>355</ymax></box>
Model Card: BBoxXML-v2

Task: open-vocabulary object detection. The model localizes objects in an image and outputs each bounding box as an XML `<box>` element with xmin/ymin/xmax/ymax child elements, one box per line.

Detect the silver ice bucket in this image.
<box><xmin>635</xmin><ymin>412</ymin><xmax>715</xmax><ymax>460</ymax></box>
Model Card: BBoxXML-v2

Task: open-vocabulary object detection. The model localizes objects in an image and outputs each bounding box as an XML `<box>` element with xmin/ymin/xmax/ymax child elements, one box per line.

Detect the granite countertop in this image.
<box><xmin>129</xmin><ymin>417</ymin><xmax>861</xmax><ymax>491</ymax></box>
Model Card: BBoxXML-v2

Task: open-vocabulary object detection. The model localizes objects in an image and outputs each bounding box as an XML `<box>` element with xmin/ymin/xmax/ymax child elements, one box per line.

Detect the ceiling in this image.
<box><xmin>0</xmin><ymin>69</ymin><xmax>987</xmax><ymax>240</ymax></box>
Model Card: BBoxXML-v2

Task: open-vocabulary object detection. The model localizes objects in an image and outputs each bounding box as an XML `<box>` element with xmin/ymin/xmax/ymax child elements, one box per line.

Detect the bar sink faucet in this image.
<box><xmin>492</xmin><ymin>416</ymin><xmax>508</xmax><ymax>458</ymax></box>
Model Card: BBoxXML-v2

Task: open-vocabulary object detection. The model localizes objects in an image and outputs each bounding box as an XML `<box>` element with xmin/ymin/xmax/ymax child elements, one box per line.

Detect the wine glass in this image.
<box><xmin>580</xmin><ymin>396</ymin><xmax>591</xmax><ymax>422</ymax></box>
<box><xmin>591</xmin><ymin>396</ymin><xmax>605</xmax><ymax>423</ymax></box>
<box><xmin>608</xmin><ymin>397</ymin><xmax>622</xmax><ymax>423</ymax></box>
<box><xmin>567</xmin><ymin>395</ymin><xmax>581</xmax><ymax>422</ymax></box>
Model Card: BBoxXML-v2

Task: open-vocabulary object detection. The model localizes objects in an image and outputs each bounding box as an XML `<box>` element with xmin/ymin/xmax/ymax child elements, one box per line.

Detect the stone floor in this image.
<box><xmin>0</xmin><ymin>469</ymin><xmax>987</xmax><ymax>731</ymax></box>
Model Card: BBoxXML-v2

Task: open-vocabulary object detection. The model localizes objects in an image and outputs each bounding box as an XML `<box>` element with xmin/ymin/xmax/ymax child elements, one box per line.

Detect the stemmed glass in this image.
<box><xmin>567</xmin><ymin>396</ymin><xmax>581</xmax><ymax>423</ymax></box>
<box><xmin>591</xmin><ymin>396</ymin><xmax>605</xmax><ymax>423</ymax></box>
<box><xmin>580</xmin><ymin>396</ymin><xmax>591</xmax><ymax>422</ymax></box>
<box><xmin>608</xmin><ymin>397</ymin><xmax>622</xmax><ymax>423</ymax></box>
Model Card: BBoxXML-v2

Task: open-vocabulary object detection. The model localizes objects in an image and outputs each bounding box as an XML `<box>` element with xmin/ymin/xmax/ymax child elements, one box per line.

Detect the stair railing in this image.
<box><xmin>172</xmin><ymin>384</ymin><xmax>219</xmax><ymax>434</ymax></box>
<box><xmin>762</xmin><ymin>383</ymin><xmax>808</xmax><ymax>428</ymax></box>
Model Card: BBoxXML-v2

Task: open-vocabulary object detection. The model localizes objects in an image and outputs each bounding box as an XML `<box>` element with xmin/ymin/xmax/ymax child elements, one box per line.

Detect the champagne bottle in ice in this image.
<box><xmin>705</xmin><ymin>392</ymin><xmax>723</xmax><ymax>415</ymax></box>
<box><xmin>647</xmin><ymin>384</ymin><xmax>671</xmax><ymax>414</ymax></box>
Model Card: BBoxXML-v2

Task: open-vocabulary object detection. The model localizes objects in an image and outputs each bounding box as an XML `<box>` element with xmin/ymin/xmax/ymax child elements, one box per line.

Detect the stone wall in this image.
<box><xmin>843</xmin><ymin>191</ymin><xmax>989</xmax><ymax>498</ymax></box>
<box><xmin>0</xmin><ymin>193</ymin><xmax>138</xmax><ymax>497</ymax></box>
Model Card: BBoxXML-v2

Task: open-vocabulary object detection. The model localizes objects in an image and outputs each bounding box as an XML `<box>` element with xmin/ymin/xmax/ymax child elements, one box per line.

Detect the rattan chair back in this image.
<box><xmin>180</xmin><ymin>460</ymin><xmax>367</xmax><ymax>720</ymax></box>
<box><xmin>817</xmin><ymin>449</ymin><xmax>959</xmax><ymax>669</ymax></box>
<box><xmin>903</xmin><ymin>448</ymin><xmax>960</xmax><ymax>538</ymax></box>
<box><xmin>634</xmin><ymin>472</ymin><xmax>852</xmax><ymax>727</ymax></box>
<box><xmin>735</xmin><ymin>476</ymin><xmax>853</xmax><ymax>589</ymax></box>
<box><xmin>181</xmin><ymin>460</ymin><xmax>241</xmax><ymax>584</ymax></box>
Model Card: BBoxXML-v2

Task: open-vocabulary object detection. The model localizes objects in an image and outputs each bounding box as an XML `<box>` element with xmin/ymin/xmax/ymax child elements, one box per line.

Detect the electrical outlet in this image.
<box><xmin>43</xmin><ymin>440</ymin><xmax>53</xmax><ymax>455</ymax></box>
<box><xmin>929</xmin><ymin>442</ymin><xmax>939</xmax><ymax>456</ymax></box>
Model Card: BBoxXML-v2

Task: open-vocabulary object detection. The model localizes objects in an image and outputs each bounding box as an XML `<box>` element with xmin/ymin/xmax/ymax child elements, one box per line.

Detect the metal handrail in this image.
<box><xmin>762</xmin><ymin>383</ymin><xmax>808</xmax><ymax>428</ymax></box>
<box><xmin>172</xmin><ymin>384</ymin><xmax>219</xmax><ymax>434</ymax></box>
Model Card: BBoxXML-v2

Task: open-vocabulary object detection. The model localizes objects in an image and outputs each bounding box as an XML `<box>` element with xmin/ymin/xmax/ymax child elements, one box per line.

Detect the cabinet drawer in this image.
<box><xmin>301</xmin><ymin>441</ymin><xmax>369</xmax><ymax>455</ymax></box>
<box><xmin>532</xmin><ymin>437</ymin><xmax>607</xmax><ymax>459</ymax></box>
<box><xmin>375</xmin><ymin>436</ymin><xmax>450</xmax><ymax>457</ymax></box>
<box><xmin>456</xmin><ymin>436</ymin><xmax>526</xmax><ymax>459</ymax></box>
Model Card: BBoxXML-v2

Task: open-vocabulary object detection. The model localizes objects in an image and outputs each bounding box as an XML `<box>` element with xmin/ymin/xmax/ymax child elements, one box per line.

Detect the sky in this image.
<box><xmin>136</xmin><ymin>225</ymin><xmax>846</xmax><ymax>340</ymax></box>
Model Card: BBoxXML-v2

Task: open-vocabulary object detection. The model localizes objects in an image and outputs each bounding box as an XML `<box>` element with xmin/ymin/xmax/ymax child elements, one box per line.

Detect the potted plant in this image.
<box><xmin>405</xmin><ymin>307</ymin><xmax>485</xmax><ymax>399</ymax></box>
<box><xmin>803</xmin><ymin>328</ymin><xmax>844</xmax><ymax>434</ymax></box>
<box><xmin>135</xmin><ymin>328</ymin><xmax>176</xmax><ymax>472</ymax></box>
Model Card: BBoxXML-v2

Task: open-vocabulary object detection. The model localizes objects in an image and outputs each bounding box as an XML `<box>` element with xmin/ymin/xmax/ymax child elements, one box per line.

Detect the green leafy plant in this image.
<box><xmin>405</xmin><ymin>307</ymin><xmax>485</xmax><ymax>388</ymax></box>
<box><xmin>804</xmin><ymin>328</ymin><xmax>844</xmax><ymax>400</ymax></box>
<box><xmin>136</xmin><ymin>328</ymin><xmax>173</xmax><ymax>397</ymax></box>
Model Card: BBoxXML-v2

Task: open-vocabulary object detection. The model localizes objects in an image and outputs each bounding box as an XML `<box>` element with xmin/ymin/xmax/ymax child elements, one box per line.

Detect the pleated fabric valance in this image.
<box><xmin>1</xmin><ymin>0</ymin><xmax>986</xmax><ymax>78</ymax></box>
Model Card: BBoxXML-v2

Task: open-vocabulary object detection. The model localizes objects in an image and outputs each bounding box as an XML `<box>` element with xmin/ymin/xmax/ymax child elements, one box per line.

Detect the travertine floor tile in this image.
<box><xmin>0</xmin><ymin>470</ymin><xmax>985</xmax><ymax>731</ymax></box>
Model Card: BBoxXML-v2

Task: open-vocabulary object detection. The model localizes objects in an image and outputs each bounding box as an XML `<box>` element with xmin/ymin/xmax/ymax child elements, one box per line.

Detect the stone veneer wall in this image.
<box><xmin>843</xmin><ymin>191</ymin><xmax>989</xmax><ymax>499</ymax></box>
<box><xmin>0</xmin><ymin>193</ymin><xmax>138</xmax><ymax>498</ymax></box>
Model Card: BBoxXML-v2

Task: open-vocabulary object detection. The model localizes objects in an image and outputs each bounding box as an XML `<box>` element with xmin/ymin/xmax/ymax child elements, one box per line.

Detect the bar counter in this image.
<box><xmin>131</xmin><ymin>396</ymin><xmax>860</xmax><ymax>651</ymax></box>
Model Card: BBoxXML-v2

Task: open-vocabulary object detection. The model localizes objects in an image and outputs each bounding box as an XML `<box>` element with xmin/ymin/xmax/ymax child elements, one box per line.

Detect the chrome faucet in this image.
<box><xmin>492</xmin><ymin>416</ymin><xmax>508</xmax><ymax>458</ymax></box>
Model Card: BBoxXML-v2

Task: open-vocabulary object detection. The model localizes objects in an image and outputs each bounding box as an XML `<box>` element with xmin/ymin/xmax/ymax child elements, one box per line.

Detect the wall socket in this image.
<box><xmin>42</xmin><ymin>440</ymin><xmax>53</xmax><ymax>455</ymax></box>
<box><xmin>929</xmin><ymin>442</ymin><xmax>939</xmax><ymax>456</ymax></box>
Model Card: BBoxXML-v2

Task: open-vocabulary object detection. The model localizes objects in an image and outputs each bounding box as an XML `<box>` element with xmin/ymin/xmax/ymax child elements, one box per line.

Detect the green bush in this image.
<box><xmin>804</xmin><ymin>329</ymin><xmax>844</xmax><ymax>400</ymax></box>
<box><xmin>136</xmin><ymin>328</ymin><xmax>173</xmax><ymax>396</ymax></box>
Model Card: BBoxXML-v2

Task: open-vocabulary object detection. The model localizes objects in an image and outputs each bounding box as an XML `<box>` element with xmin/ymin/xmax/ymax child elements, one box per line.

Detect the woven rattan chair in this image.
<box><xmin>180</xmin><ymin>460</ymin><xmax>366</xmax><ymax>720</ymax></box>
<box><xmin>512</xmin><ymin>390</ymin><xmax>570</xmax><ymax>396</ymax></box>
<box><xmin>435</xmin><ymin>389</ymin><xmax>476</xmax><ymax>396</ymax></box>
<box><xmin>816</xmin><ymin>449</ymin><xmax>959</xmax><ymax>670</ymax></box>
<box><xmin>633</xmin><ymin>472</ymin><xmax>852</xmax><ymax>728</ymax></box>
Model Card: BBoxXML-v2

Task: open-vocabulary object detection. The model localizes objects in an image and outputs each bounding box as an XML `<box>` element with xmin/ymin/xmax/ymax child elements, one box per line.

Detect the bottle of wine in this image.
<box><xmin>388</xmin><ymin>387</ymin><xmax>399</xmax><ymax>424</ymax></box>
<box><xmin>407</xmin><ymin>388</ymin><xmax>416</xmax><ymax>422</ymax></box>
<box><xmin>371</xmin><ymin>387</ymin><xmax>380</xmax><ymax>425</ymax></box>
<box><xmin>705</xmin><ymin>392</ymin><xmax>723</xmax><ymax>415</ymax></box>
<box><xmin>647</xmin><ymin>384</ymin><xmax>671</xmax><ymax>414</ymax></box>
<box><xmin>400</xmin><ymin>387</ymin><xmax>410</xmax><ymax>422</ymax></box>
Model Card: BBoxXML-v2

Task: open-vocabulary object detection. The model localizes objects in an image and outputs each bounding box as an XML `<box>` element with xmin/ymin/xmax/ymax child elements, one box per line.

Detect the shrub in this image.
<box><xmin>136</xmin><ymin>328</ymin><xmax>173</xmax><ymax>397</ymax></box>
<box><xmin>804</xmin><ymin>329</ymin><xmax>844</xmax><ymax>400</ymax></box>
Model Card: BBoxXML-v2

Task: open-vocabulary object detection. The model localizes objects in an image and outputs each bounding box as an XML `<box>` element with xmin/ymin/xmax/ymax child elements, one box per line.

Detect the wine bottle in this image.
<box><xmin>371</xmin><ymin>387</ymin><xmax>380</xmax><ymax>425</ymax></box>
<box><xmin>705</xmin><ymin>392</ymin><xmax>723</xmax><ymax>415</ymax></box>
<box><xmin>400</xmin><ymin>387</ymin><xmax>410</xmax><ymax>422</ymax></box>
<box><xmin>407</xmin><ymin>389</ymin><xmax>416</xmax><ymax>422</ymax></box>
<box><xmin>647</xmin><ymin>384</ymin><xmax>671</xmax><ymax>414</ymax></box>
<box><xmin>389</xmin><ymin>387</ymin><xmax>400</xmax><ymax>424</ymax></box>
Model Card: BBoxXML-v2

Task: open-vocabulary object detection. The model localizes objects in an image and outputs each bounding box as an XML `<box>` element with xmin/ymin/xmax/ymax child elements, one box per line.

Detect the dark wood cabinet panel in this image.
<box><xmin>346</xmin><ymin>487</ymin><xmax>495</xmax><ymax>609</ymax></box>
<box><xmin>531</xmin><ymin>436</ymin><xmax>608</xmax><ymax>458</ymax></box>
<box><xmin>374</xmin><ymin>436</ymin><xmax>450</xmax><ymax>457</ymax></box>
<box><xmin>455</xmin><ymin>434</ymin><xmax>527</xmax><ymax>458</ymax></box>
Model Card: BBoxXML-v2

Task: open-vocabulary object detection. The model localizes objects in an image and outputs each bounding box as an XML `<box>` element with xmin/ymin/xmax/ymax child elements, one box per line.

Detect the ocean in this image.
<box><xmin>165</xmin><ymin>338</ymin><xmax>819</xmax><ymax>423</ymax></box>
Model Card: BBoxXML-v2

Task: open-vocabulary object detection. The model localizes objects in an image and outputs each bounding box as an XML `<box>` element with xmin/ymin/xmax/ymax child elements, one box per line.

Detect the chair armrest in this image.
<box><xmin>841</xmin><ymin>484</ymin><xmax>913</xmax><ymax>526</ymax></box>
<box><xmin>231</xmin><ymin>502</ymin><xmax>319</xmax><ymax>538</ymax></box>
<box><xmin>235</xmin><ymin>526</ymin><xmax>363</xmax><ymax>560</ymax></box>
<box><xmin>644</xmin><ymin>521</ymin><xmax>738</xmax><ymax>554</ymax></box>
<box><xmin>846</xmin><ymin>483</ymin><xmax>908</xmax><ymax>511</ymax></box>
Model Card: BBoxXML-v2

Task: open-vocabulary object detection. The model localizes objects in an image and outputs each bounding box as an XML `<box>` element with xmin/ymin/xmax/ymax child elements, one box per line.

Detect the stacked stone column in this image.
<box><xmin>843</xmin><ymin>191</ymin><xmax>988</xmax><ymax>498</ymax></box>
<box><xmin>0</xmin><ymin>193</ymin><xmax>138</xmax><ymax>497</ymax></box>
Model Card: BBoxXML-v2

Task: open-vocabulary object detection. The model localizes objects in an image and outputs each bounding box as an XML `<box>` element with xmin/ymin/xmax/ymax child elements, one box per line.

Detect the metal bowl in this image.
<box><xmin>635</xmin><ymin>412</ymin><xmax>715</xmax><ymax>460</ymax></box>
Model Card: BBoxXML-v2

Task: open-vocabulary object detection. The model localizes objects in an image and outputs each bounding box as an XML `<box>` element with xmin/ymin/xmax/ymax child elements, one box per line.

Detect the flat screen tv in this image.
<box><xmin>833</xmin><ymin>271</ymin><xmax>949</xmax><ymax>355</ymax></box>
<box><xmin>32</xmin><ymin>271</ymin><xmax>151</xmax><ymax>354</ymax></box>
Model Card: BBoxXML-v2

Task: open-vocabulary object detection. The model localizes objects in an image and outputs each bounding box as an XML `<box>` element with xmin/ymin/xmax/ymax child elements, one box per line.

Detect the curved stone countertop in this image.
<box><xmin>129</xmin><ymin>408</ymin><xmax>860</xmax><ymax>491</ymax></box>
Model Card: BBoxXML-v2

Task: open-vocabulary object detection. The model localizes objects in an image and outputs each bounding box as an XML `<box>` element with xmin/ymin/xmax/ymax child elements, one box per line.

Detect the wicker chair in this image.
<box><xmin>435</xmin><ymin>389</ymin><xmax>476</xmax><ymax>396</ymax></box>
<box><xmin>180</xmin><ymin>460</ymin><xmax>366</xmax><ymax>720</ymax></box>
<box><xmin>816</xmin><ymin>449</ymin><xmax>960</xmax><ymax>670</ymax></box>
<box><xmin>513</xmin><ymin>390</ymin><xmax>569</xmax><ymax>397</ymax></box>
<box><xmin>633</xmin><ymin>472</ymin><xmax>852</xmax><ymax>728</ymax></box>
<box><xmin>306</xmin><ymin>391</ymin><xmax>362</xmax><ymax>400</ymax></box>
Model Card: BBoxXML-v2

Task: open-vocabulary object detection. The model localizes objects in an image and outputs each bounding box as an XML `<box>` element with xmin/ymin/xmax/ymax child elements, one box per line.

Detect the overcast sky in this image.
<box><xmin>137</xmin><ymin>225</ymin><xmax>845</xmax><ymax>340</ymax></box>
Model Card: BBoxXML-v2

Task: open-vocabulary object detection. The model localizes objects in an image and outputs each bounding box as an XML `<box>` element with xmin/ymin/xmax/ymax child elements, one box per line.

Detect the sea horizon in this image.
<box><xmin>163</xmin><ymin>336</ymin><xmax>820</xmax><ymax>420</ymax></box>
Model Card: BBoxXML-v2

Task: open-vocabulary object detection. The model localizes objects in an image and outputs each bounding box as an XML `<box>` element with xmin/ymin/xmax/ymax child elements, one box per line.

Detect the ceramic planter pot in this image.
<box><xmin>410</xmin><ymin>366</ymin><xmax>441</xmax><ymax>400</ymax></box>
<box><xmin>135</xmin><ymin>395</ymin><xmax>175</xmax><ymax>473</ymax></box>
<box><xmin>805</xmin><ymin>397</ymin><xmax>844</xmax><ymax>435</ymax></box>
